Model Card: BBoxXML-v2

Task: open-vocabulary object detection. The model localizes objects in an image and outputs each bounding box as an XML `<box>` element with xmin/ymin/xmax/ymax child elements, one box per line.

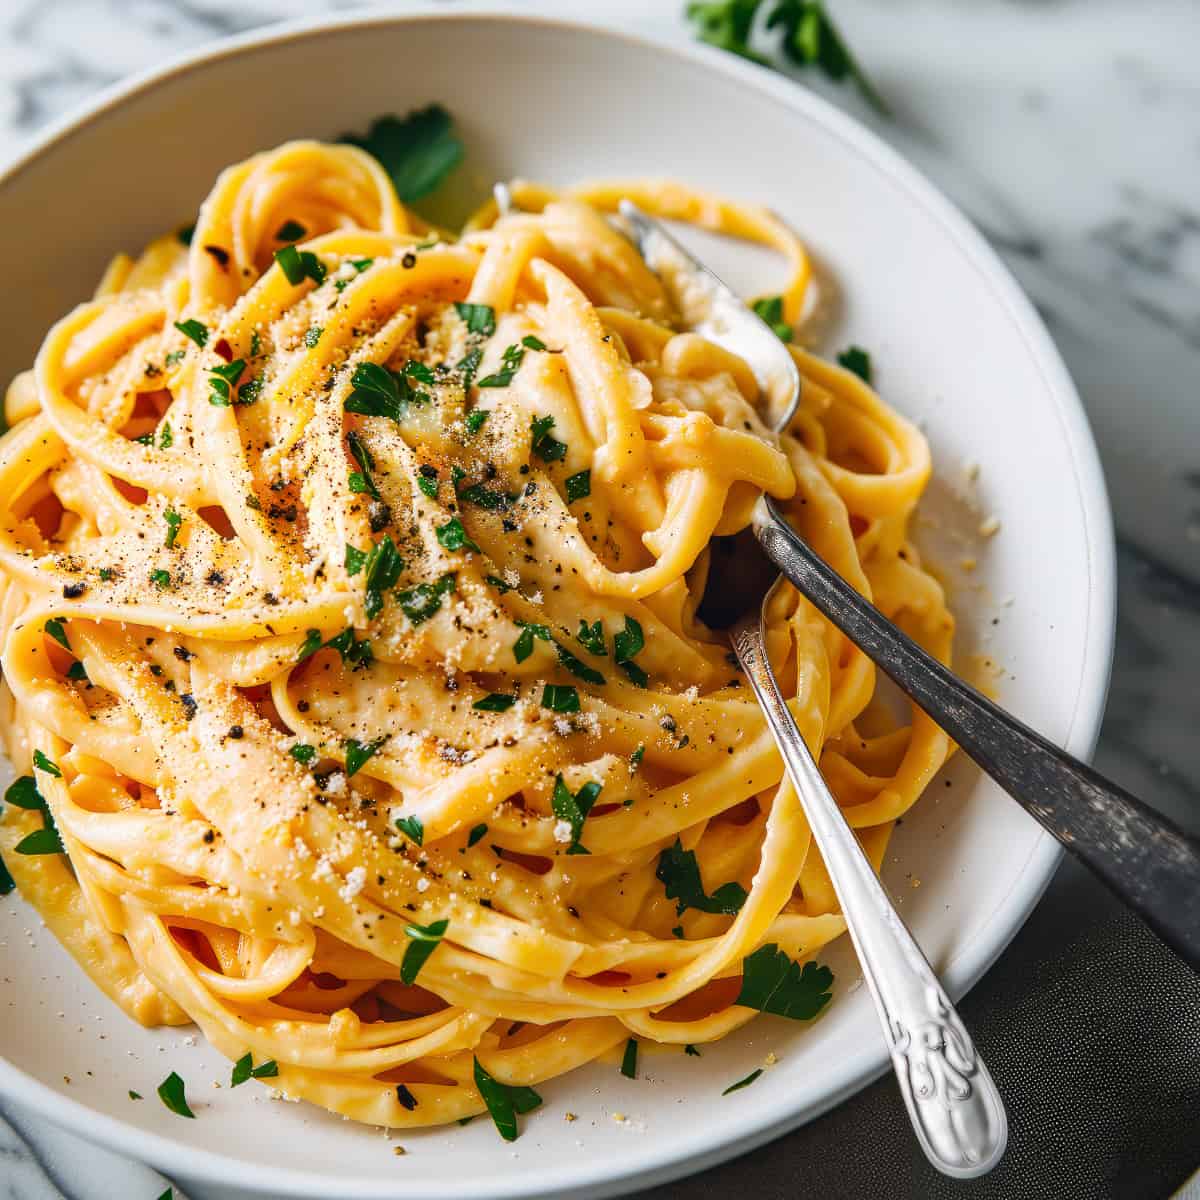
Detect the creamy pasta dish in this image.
<box><xmin>0</xmin><ymin>134</ymin><xmax>954</xmax><ymax>1134</ymax></box>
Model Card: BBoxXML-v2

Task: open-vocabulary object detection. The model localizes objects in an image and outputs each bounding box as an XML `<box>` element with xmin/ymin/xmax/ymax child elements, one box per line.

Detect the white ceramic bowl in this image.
<box><xmin>0</xmin><ymin>11</ymin><xmax>1115</xmax><ymax>1199</ymax></box>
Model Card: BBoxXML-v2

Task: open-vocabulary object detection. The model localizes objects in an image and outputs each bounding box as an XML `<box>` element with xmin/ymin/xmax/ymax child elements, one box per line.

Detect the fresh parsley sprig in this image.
<box><xmin>341</xmin><ymin>106</ymin><xmax>464</xmax><ymax>204</ymax></box>
<box><xmin>656</xmin><ymin>838</ymin><xmax>748</xmax><ymax>916</ymax></box>
<box><xmin>735</xmin><ymin>943</ymin><xmax>834</xmax><ymax>1019</ymax></box>
<box><xmin>551</xmin><ymin>775</ymin><xmax>602</xmax><ymax>855</ymax></box>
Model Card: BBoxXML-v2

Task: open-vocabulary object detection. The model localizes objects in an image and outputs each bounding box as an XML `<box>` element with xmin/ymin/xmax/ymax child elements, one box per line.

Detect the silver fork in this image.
<box><xmin>617</xmin><ymin>201</ymin><xmax>1008</xmax><ymax>1179</ymax></box>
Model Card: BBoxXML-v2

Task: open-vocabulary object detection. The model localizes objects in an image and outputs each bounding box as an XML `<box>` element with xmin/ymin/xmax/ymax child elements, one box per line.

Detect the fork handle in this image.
<box><xmin>731</xmin><ymin>615</ymin><xmax>1007</xmax><ymax>1178</ymax></box>
<box><xmin>756</xmin><ymin>497</ymin><xmax>1200</xmax><ymax>971</ymax></box>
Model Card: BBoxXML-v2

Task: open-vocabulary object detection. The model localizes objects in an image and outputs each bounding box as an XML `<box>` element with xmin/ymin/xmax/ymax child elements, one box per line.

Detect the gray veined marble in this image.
<box><xmin>0</xmin><ymin>1</ymin><xmax>1197</xmax><ymax>1198</ymax></box>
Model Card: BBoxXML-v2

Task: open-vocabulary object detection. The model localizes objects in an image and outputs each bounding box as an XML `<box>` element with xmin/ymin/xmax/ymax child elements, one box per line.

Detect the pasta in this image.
<box><xmin>0</xmin><ymin>139</ymin><xmax>954</xmax><ymax>1131</ymax></box>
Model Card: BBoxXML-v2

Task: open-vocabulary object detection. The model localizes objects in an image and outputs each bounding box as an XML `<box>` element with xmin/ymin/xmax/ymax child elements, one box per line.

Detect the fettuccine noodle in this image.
<box><xmin>0</xmin><ymin>140</ymin><xmax>953</xmax><ymax>1129</ymax></box>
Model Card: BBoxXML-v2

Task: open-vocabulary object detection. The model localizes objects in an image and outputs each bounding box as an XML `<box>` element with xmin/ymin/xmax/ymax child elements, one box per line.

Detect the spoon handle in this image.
<box><xmin>757</xmin><ymin>496</ymin><xmax>1200</xmax><ymax>971</ymax></box>
<box><xmin>731</xmin><ymin>614</ymin><xmax>1007</xmax><ymax>1179</ymax></box>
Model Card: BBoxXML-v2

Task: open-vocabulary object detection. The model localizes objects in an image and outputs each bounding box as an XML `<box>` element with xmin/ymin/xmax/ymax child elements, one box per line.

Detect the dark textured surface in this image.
<box><xmin>638</xmin><ymin>860</ymin><xmax>1200</xmax><ymax>1200</ymax></box>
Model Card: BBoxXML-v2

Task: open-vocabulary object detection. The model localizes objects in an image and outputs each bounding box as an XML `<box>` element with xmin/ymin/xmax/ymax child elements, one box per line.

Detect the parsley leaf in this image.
<box><xmin>173</xmin><ymin>318</ymin><xmax>208</xmax><ymax>348</ymax></box>
<box><xmin>458</xmin><ymin>347</ymin><xmax>483</xmax><ymax>391</ymax></box>
<box><xmin>565</xmin><ymin>470</ymin><xmax>591</xmax><ymax>503</ymax></box>
<box><xmin>551</xmin><ymin>775</ymin><xmax>602</xmax><ymax>854</ymax></box>
<box><xmin>686</xmin><ymin>0</ymin><xmax>765</xmax><ymax>61</ymax></box>
<box><xmin>163</xmin><ymin>508</ymin><xmax>182</xmax><ymax>549</ymax></box>
<box><xmin>157</xmin><ymin>1071</ymin><xmax>194</xmax><ymax>1118</ymax></box>
<box><xmin>159</xmin><ymin>422</ymin><xmax>173</xmax><ymax>449</ymax></box>
<box><xmin>836</xmin><ymin>345</ymin><xmax>872</xmax><ymax>383</ymax></box>
<box><xmin>32</xmin><ymin>751</ymin><xmax>60</xmax><ymax>778</ymax></box>
<box><xmin>43</xmin><ymin>618</ymin><xmax>70</xmax><ymax>651</ymax></box>
<box><xmin>274</xmin><ymin>219</ymin><xmax>306</xmax><ymax>242</ymax></box>
<box><xmin>454</xmin><ymin>302</ymin><xmax>496</xmax><ymax>337</ymax></box>
<box><xmin>436</xmin><ymin>517</ymin><xmax>480</xmax><ymax>554</ymax></box>
<box><xmin>458</xmin><ymin>482</ymin><xmax>515</xmax><ymax>511</ymax></box>
<box><xmin>620</xmin><ymin>1038</ymin><xmax>639</xmax><ymax>1079</ymax></box>
<box><xmin>473</xmin><ymin>1058</ymin><xmax>541</xmax><ymax>1142</ymax></box>
<box><xmin>767</xmin><ymin>1</ymin><xmax>890</xmax><ymax>117</ymax></box>
<box><xmin>346</xmin><ymin>430</ymin><xmax>381</xmax><ymax>499</ymax></box>
<box><xmin>341</xmin><ymin>106</ymin><xmax>464</xmax><ymax>204</ymax></box>
<box><xmin>735</xmin><ymin>943</ymin><xmax>834</xmax><ymax>1019</ymax></box>
<box><xmin>297</xmin><ymin>629</ymin><xmax>323</xmax><ymax>662</ymax></box>
<box><xmin>467</xmin><ymin>823</ymin><xmax>488</xmax><ymax>847</ymax></box>
<box><xmin>630</xmin><ymin>745</ymin><xmax>646</xmax><ymax>773</ymax></box>
<box><xmin>613</xmin><ymin>616</ymin><xmax>648</xmax><ymax>687</ymax></box>
<box><xmin>396</xmin><ymin>573</ymin><xmax>456</xmax><ymax>625</ymax></box>
<box><xmin>395</xmin><ymin>814</ymin><xmax>424</xmax><ymax>845</ymax></box>
<box><xmin>576</xmin><ymin>620</ymin><xmax>607</xmax><ymax>657</ymax></box>
<box><xmin>752</xmin><ymin>295</ymin><xmax>793</xmax><ymax>342</ymax></box>
<box><xmin>274</xmin><ymin>244</ymin><xmax>326</xmax><ymax>286</ymax></box>
<box><xmin>477</xmin><ymin>343</ymin><xmax>525</xmax><ymax>389</ymax></box>
<box><xmin>400</xmin><ymin>918</ymin><xmax>449</xmax><ymax>985</ymax></box>
<box><xmin>541</xmin><ymin>684</ymin><xmax>580</xmax><ymax>714</ymax></box>
<box><xmin>722</xmin><ymin>1067</ymin><xmax>763</xmax><ymax>1095</ymax></box>
<box><xmin>344</xmin><ymin>736</ymin><xmax>384</xmax><ymax>778</ymax></box>
<box><xmin>417</xmin><ymin>469</ymin><xmax>439</xmax><ymax>499</ymax></box>
<box><xmin>362</xmin><ymin>534</ymin><xmax>404</xmax><ymax>619</ymax></box>
<box><xmin>150</xmin><ymin>569</ymin><xmax>172</xmax><ymax>590</ymax></box>
<box><xmin>323</xmin><ymin>628</ymin><xmax>375</xmax><ymax>671</ymax></box>
<box><xmin>553</xmin><ymin>641</ymin><xmax>605</xmax><ymax>686</ymax></box>
<box><xmin>231</xmin><ymin>1053</ymin><xmax>279</xmax><ymax>1087</ymax></box>
<box><xmin>473</xmin><ymin>693</ymin><xmax>515</xmax><ymax>712</ymax></box>
<box><xmin>345</xmin><ymin>544</ymin><xmax>367</xmax><ymax>576</ymax></box>
<box><xmin>345</xmin><ymin>361</ymin><xmax>410</xmax><ymax>422</ymax></box>
<box><xmin>521</xmin><ymin>335</ymin><xmax>548</xmax><ymax>351</ymax></box>
<box><xmin>530</xmin><ymin>414</ymin><xmax>567</xmax><ymax>462</ymax></box>
<box><xmin>513</xmin><ymin>621</ymin><xmax>551</xmax><ymax>664</ymax></box>
<box><xmin>465</xmin><ymin>410</ymin><xmax>489</xmax><ymax>435</ymax></box>
<box><xmin>656</xmin><ymin>838</ymin><xmax>748</xmax><ymax>916</ymax></box>
<box><xmin>289</xmin><ymin>743</ymin><xmax>316</xmax><ymax>765</ymax></box>
<box><xmin>207</xmin><ymin>359</ymin><xmax>246</xmax><ymax>407</ymax></box>
<box><xmin>305</xmin><ymin>326</ymin><xmax>323</xmax><ymax>348</ymax></box>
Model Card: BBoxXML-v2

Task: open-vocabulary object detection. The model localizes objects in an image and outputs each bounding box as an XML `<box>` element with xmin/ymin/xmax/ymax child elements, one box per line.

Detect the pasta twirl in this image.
<box><xmin>0</xmin><ymin>140</ymin><xmax>953</xmax><ymax>1130</ymax></box>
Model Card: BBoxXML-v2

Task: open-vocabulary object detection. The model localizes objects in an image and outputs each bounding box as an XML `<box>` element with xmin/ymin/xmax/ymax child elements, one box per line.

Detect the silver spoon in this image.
<box><xmin>615</xmin><ymin>201</ymin><xmax>1007</xmax><ymax>1179</ymax></box>
<box><xmin>614</xmin><ymin>200</ymin><xmax>1200</xmax><ymax>976</ymax></box>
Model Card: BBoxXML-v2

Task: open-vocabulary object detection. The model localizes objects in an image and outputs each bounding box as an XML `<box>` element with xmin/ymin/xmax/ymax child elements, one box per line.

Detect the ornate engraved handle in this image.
<box><xmin>731</xmin><ymin>612</ymin><xmax>1007</xmax><ymax>1179</ymax></box>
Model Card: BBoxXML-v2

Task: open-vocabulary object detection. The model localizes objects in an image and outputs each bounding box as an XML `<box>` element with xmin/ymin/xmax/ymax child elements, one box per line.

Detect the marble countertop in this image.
<box><xmin>0</xmin><ymin>1</ymin><xmax>1197</xmax><ymax>1197</ymax></box>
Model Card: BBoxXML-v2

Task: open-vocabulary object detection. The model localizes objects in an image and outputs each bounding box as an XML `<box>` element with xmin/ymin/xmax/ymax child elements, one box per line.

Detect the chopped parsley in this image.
<box><xmin>159</xmin><ymin>422</ymin><xmax>173</xmax><ymax>449</ymax></box>
<box><xmin>722</xmin><ymin>1067</ymin><xmax>763</xmax><ymax>1095</ymax></box>
<box><xmin>44</xmin><ymin>618</ymin><xmax>70</xmax><ymax>650</ymax></box>
<box><xmin>473</xmin><ymin>693</ymin><xmax>515</xmax><ymax>712</ymax></box>
<box><xmin>163</xmin><ymin>508</ymin><xmax>182</xmax><ymax>548</ymax></box>
<box><xmin>477</xmin><ymin>342</ymin><xmax>525</xmax><ymax>389</ymax></box>
<box><xmin>400</xmin><ymin>918</ymin><xmax>449</xmax><ymax>984</ymax></box>
<box><xmin>274</xmin><ymin>244</ymin><xmax>326</xmax><ymax>286</ymax></box>
<box><xmin>485</xmin><ymin>574</ymin><xmax>512</xmax><ymax>593</ymax></box>
<box><xmin>274</xmin><ymin>219</ymin><xmax>306</xmax><ymax>241</ymax></box>
<box><xmin>530</xmin><ymin>414</ymin><xmax>567</xmax><ymax>462</ymax></box>
<box><xmin>454</xmin><ymin>302</ymin><xmax>496</xmax><ymax>337</ymax></box>
<box><xmin>323</xmin><ymin>627</ymin><xmax>375</xmax><ymax>671</ymax></box>
<box><xmin>289</xmin><ymin>744</ymin><xmax>316</xmax><ymax>765</ymax></box>
<box><xmin>541</xmin><ymin>684</ymin><xmax>580</xmax><ymax>714</ymax></box>
<box><xmin>150</xmin><ymin>569</ymin><xmax>172</xmax><ymax>590</ymax></box>
<box><xmin>735</xmin><ymin>943</ymin><xmax>834</xmax><ymax>1019</ymax></box>
<box><xmin>465</xmin><ymin>409</ymin><xmax>489</xmax><ymax>435</ymax></box>
<box><xmin>396</xmin><ymin>573</ymin><xmax>456</xmax><ymax>625</ymax></box>
<box><xmin>436</xmin><ymin>517</ymin><xmax>480</xmax><ymax>554</ymax></box>
<box><xmin>394</xmin><ymin>814</ymin><xmax>424</xmax><ymax>845</ymax></box>
<box><xmin>304</xmin><ymin>326</ymin><xmax>323</xmax><ymax>348</ymax></box>
<box><xmin>405</xmin><ymin>360</ymin><xmax>436</xmax><ymax>385</ymax></box>
<box><xmin>345</xmin><ymin>544</ymin><xmax>367</xmax><ymax>576</ymax></box>
<box><xmin>620</xmin><ymin>1038</ymin><xmax>639</xmax><ymax>1079</ymax></box>
<box><xmin>345</xmin><ymin>361</ymin><xmax>426</xmax><ymax>422</ymax></box>
<box><xmin>576</xmin><ymin>619</ymin><xmax>607</xmax><ymax>657</ymax></box>
<box><xmin>346</xmin><ymin>430</ymin><xmax>381</xmax><ymax>499</ymax></box>
<box><xmin>553</xmin><ymin>641</ymin><xmax>605</xmax><ymax>686</ymax></box>
<box><xmin>752</xmin><ymin>295</ymin><xmax>792</xmax><ymax>342</ymax></box>
<box><xmin>344</xmin><ymin>736</ymin><xmax>385</xmax><ymax>778</ymax></box>
<box><xmin>458</xmin><ymin>347</ymin><xmax>483</xmax><ymax>391</ymax></box>
<box><xmin>207</xmin><ymin>359</ymin><xmax>246</xmax><ymax>407</ymax></box>
<box><xmin>361</xmin><ymin>534</ymin><xmax>404</xmax><ymax>619</ymax></box>
<box><xmin>458</xmin><ymin>482</ymin><xmax>515</xmax><ymax>510</ymax></box>
<box><xmin>4</xmin><ymin>774</ymin><xmax>61</xmax><ymax>857</ymax></box>
<box><xmin>467</xmin><ymin>823</ymin><xmax>488</xmax><ymax>847</ymax></box>
<box><xmin>513</xmin><ymin>621</ymin><xmax>551</xmax><ymax>664</ymax></box>
<box><xmin>341</xmin><ymin>106</ymin><xmax>464</xmax><ymax>204</ymax></box>
<box><xmin>551</xmin><ymin>775</ymin><xmax>602</xmax><ymax>854</ymax></box>
<box><xmin>473</xmin><ymin>1057</ymin><xmax>542</xmax><ymax>1142</ymax></box>
<box><xmin>565</xmin><ymin>470</ymin><xmax>591</xmax><ymax>503</ymax></box>
<box><xmin>613</xmin><ymin>616</ymin><xmax>648</xmax><ymax>687</ymax></box>
<box><xmin>837</xmin><ymin>345</ymin><xmax>873</xmax><ymax>383</ymax></box>
<box><xmin>656</xmin><ymin>838</ymin><xmax>748</xmax><ymax>916</ymax></box>
<box><xmin>173</xmin><ymin>318</ymin><xmax>208</xmax><ymax>348</ymax></box>
<box><xmin>231</xmin><ymin>1053</ymin><xmax>278</xmax><ymax>1087</ymax></box>
<box><xmin>630</xmin><ymin>745</ymin><xmax>646</xmax><ymax>773</ymax></box>
<box><xmin>297</xmin><ymin>629</ymin><xmax>323</xmax><ymax>662</ymax></box>
<box><xmin>32</xmin><ymin>751</ymin><xmax>61</xmax><ymax>778</ymax></box>
<box><xmin>157</xmin><ymin>1071</ymin><xmax>194</xmax><ymax>1118</ymax></box>
<box><xmin>521</xmin><ymin>335</ymin><xmax>548</xmax><ymax>351</ymax></box>
<box><xmin>416</xmin><ymin>469</ymin><xmax>439</xmax><ymax>499</ymax></box>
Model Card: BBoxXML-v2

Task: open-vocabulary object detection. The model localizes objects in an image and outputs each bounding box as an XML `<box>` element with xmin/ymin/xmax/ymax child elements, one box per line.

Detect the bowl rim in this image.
<box><xmin>0</xmin><ymin>8</ymin><xmax>1116</xmax><ymax>1198</ymax></box>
